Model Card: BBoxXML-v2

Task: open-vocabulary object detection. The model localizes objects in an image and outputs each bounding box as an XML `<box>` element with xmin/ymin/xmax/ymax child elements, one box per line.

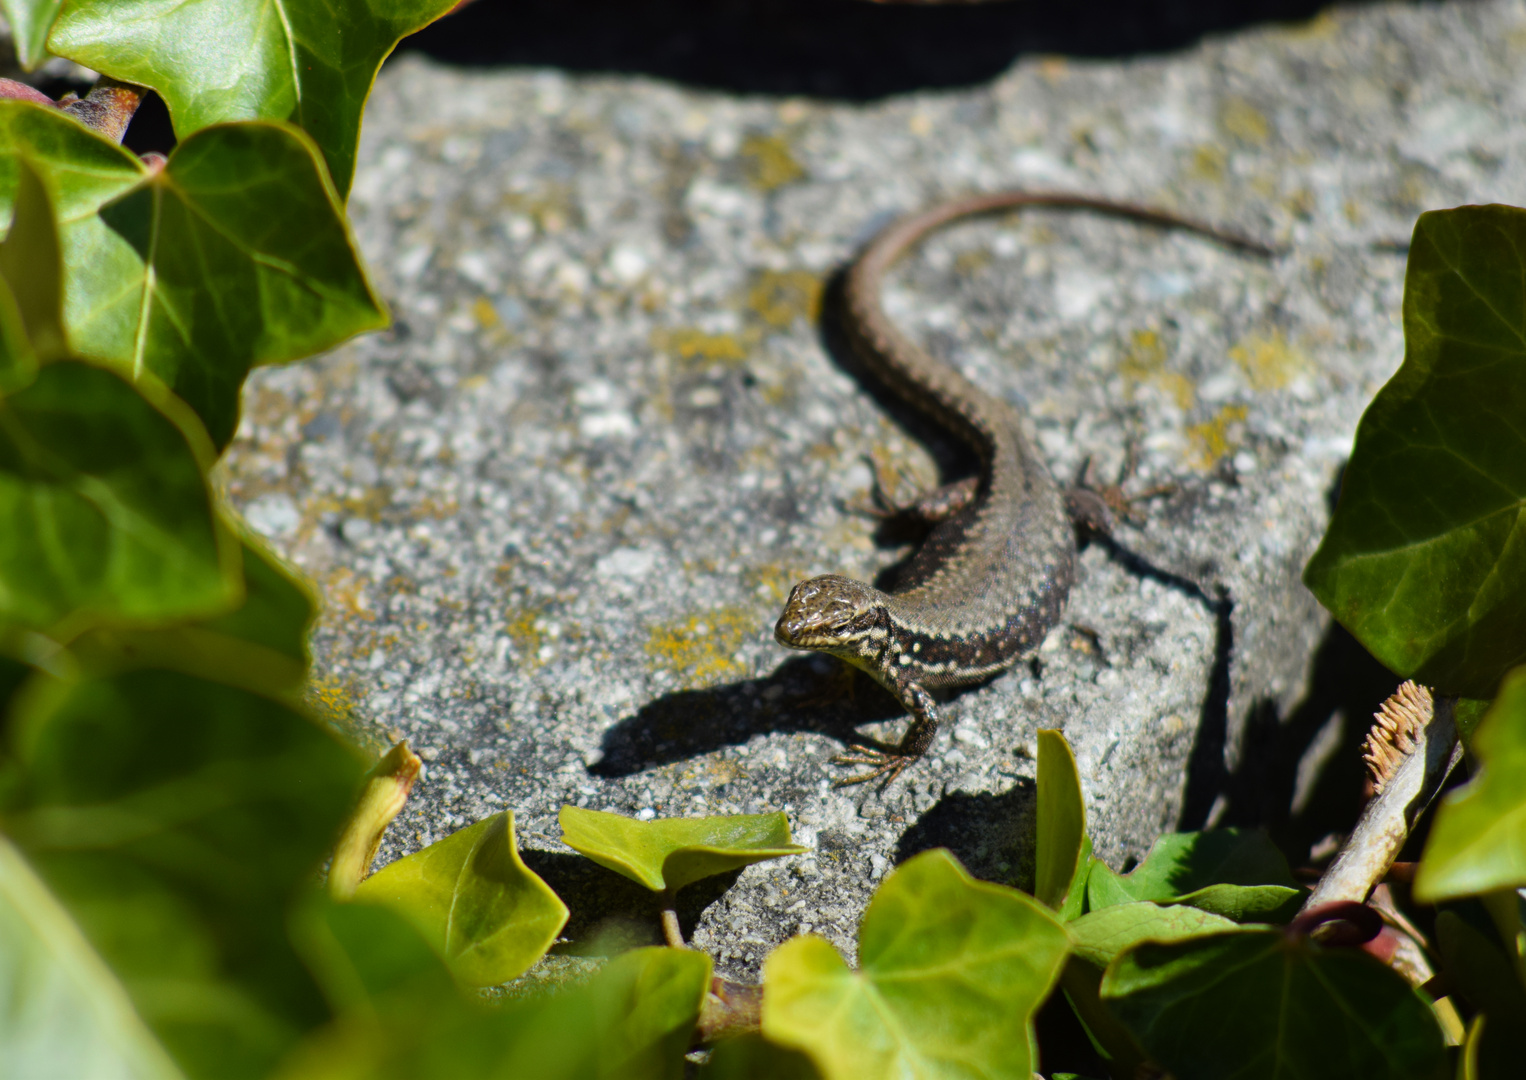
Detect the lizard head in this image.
<box><xmin>774</xmin><ymin>575</ymin><xmax>888</xmax><ymax>656</ymax></box>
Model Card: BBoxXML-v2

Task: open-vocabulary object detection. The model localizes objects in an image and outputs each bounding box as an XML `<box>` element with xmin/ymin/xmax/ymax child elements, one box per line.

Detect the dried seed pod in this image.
<box><xmin>1363</xmin><ymin>681</ymin><xmax>1432</xmax><ymax>793</ymax></box>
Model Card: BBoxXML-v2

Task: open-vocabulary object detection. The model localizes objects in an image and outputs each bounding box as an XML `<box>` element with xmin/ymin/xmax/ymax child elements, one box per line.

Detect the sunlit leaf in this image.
<box><xmin>1036</xmin><ymin>727</ymin><xmax>1089</xmax><ymax>915</ymax></box>
<box><xmin>1</xmin><ymin>0</ymin><xmax>64</xmax><ymax>70</ymax></box>
<box><xmin>0</xmin><ymin>108</ymin><xmax>385</xmax><ymax>449</ymax></box>
<box><xmin>1102</xmin><ymin>928</ymin><xmax>1447</xmax><ymax>1080</ymax></box>
<box><xmin>1087</xmin><ymin>828</ymin><xmax>1297</xmax><ymax>912</ymax></box>
<box><xmin>763</xmin><ymin>849</ymin><xmax>1069</xmax><ymax>1079</ymax></box>
<box><xmin>559</xmin><ymin>806</ymin><xmax>807</xmax><ymax>894</ymax></box>
<box><xmin>329</xmin><ymin>742</ymin><xmax>422</xmax><ymax>900</ymax></box>
<box><xmin>356</xmin><ymin>811</ymin><xmax>568</xmax><ymax>986</ymax></box>
<box><xmin>0</xmin><ymin>834</ymin><xmax>185</xmax><ymax>1080</ymax></box>
<box><xmin>0</xmin><ymin>667</ymin><xmax>364</xmax><ymax>1080</ymax></box>
<box><xmin>1415</xmin><ymin>667</ymin><xmax>1526</xmax><ymax>901</ymax></box>
<box><xmin>1304</xmin><ymin>204</ymin><xmax>1526</xmax><ymax>698</ymax></box>
<box><xmin>1068</xmin><ymin>902</ymin><xmax>1240</xmax><ymax>969</ymax></box>
<box><xmin>0</xmin><ymin>361</ymin><xmax>239</xmax><ymax>637</ymax></box>
<box><xmin>48</xmin><ymin>0</ymin><xmax>461</xmax><ymax>196</ymax></box>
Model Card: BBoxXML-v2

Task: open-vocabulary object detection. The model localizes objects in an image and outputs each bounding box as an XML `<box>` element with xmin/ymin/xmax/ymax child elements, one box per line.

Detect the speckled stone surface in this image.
<box><xmin>221</xmin><ymin>1</ymin><xmax>1526</xmax><ymax>980</ymax></box>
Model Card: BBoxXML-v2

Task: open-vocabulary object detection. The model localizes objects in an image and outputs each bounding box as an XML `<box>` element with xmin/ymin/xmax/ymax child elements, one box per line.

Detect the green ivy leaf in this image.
<box><xmin>0</xmin><ymin>154</ymin><xmax>65</xmax><ymax>362</ymax></box>
<box><xmin>48</xmin><ymin>0</ymin><xmax>460</xmax><ymax>196</ymax></box>
<box><xmin>558</xmin><ymin>806</ymin><xmax>807</xmax><ymax>894</ymax></box>
<box><xmin>0</xmin><ymin>834</ymin><xmax>185</xmax><ymax>1080</ymax></box>
<box><xmin>1036</xmin><ymin>727</ymin><xmax>1090</xmax><ymax>915</ymax></box>
<box><xmin>1303</xmin><ymin>204</ymin><xmax>1526</xmax><ymax>699</ymax></box>
<box><xmin>763</xmin><ymin>848</ymin><xmax>1070</xmax><ymax>1079</ymax></box>
<box><xmin>0</xmin><ymin>254</ymin><xmax>37</xmax><ymax>394</ymax></box>
<box><xmin>355</xmin><ymin>811</ymin><xmax>569</xmax><ymax>987</ymax></box>
<box><xmin>701</xmin><ymin>1034</ymin><xmax>823</xmax><ymax>1079</ymax></box>
<box><xmin>1101</xmin><ymin>929</ymin><xmax>1447</xmax><ymax>1080</ymax></box>
<box><xmin>0</xmin><ymin>107</ymin><xmax>386</xmax><ymax>449</ymax></box>
<box><xmin>0</xmin><ymin>667</ymin><xmax>364</xmax><ymax>1080</ymax></box>
<box><xmin>1068</xmin><ymin>902</ymin><xmax>1241</xmax><ymax>969</ymax></box>
<box><xmin>1434</xmin><ymin>910</ymin><xmax>1526</xmax><ymax>1079</ymax></box>
<box><xmin>1087</xmin><ymin>829</ymin><xmax>1297</xmax><ymax>911</ymax></box>
<box><xmin>0</xmin><ymin>0</ymin><xmax>64</xmax><ymax>70</ymax></box>
<box><xmin>291</xmin><ymin>896</ymin><xmax>462</xmax><ymax>1017</ymax></box>
<box><xmin>0</xmin><ymin>361</ymin><xmax>239</xmax><ymax>637</ymax></box>
<box><xmin>1415</xmin><ymin>667</ymin><xmax>1526</xmax><ymax>901</ymax></box>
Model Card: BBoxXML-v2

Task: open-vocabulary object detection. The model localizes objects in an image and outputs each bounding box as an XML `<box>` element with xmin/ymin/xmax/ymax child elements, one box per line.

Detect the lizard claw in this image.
<box><xmin>830</xmin><ymin>746</ymin><xmax>916</xmax><ymax>788</ymax></box>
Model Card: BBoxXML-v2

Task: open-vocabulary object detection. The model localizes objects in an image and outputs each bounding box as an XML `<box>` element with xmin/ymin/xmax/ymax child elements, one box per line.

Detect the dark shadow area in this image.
<box><xmin>122</xmin><ymin>90</ymin><xmax>176</xmax><ymax>158</ymax></box>
<box><xmin>893</xmin><ymin>780</ymin><xmax>1036</xmax><ymax>888</ymax></box>
<box><xmin>591</xmin><ymin>654</ymin><xmax>915</xmax><ymax>777</ymax></box>
<box><xmin>406</xmin><ymin>0</ymin><xmax>1376</xmax><ymax>101</ymax></box>
<box><xmin>1211</xmin><ymin>620</ymin><xmax>1399</xmax><ymax>865</ymax></box>
<box><xmin>519</xmin><ymin>849</ymin><xmax>743</xmax><ymax>951</ymax></box>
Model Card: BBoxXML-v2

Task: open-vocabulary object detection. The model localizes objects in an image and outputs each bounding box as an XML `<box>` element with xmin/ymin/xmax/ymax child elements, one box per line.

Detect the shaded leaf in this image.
<box><xmin>702</xmin><ymin>1034</ymin><xmax>823</xmax><ymax>1080</ymax></box>
<box><xmin>291</xmin><ymin>895</ymin><xmax>462</xmax><ymax>1017</ymax></box>
<box><xmin>1087</xmin><ymin>828</ymin><xmax>1296</xmax><ymax>911</ymax></box>
<box><xmin>0</xmin><ymin>361</ymin><xmax>238</xmax><ymax>637</ymax></box>
<box><xmin>763</xmin><ymin>848</ymin><xmax>1070</xmax><ymax>1079</ymax></box>
<box><xmin>1036</xmin><ymin>727</ymin><xmax>1088</xmax><ymax>915</ymax></box>
<box><xmin>0</xmin><ymin>834</ymin><xmax>185</xmax><ymax>1080</ymax></box>
<box><xmin>1435</xmin><ymin>910</ymin><xmax>1526</xmax><ymax>1080</ymax></box>
<box><xmin>0</xmin><ymin>667</ymin><xmax>364</xmax><ymax>1080</ymax></box>
<box><xmin>0</xmin><ymin>97</ymin><xmax>146</xmax><ymax>221</ymax></box>
<box><xmin>1304</xmin><ymin>204</ymin><xmax>1526</xmax><ymax>698</ymax></box>
<box><xmin>49</xmin><ymin>0</ymin><xmax>461</xmax><ymax>197</ymax></box>
<box><xmin>1</xmin><ymin>0</ymin><xmax>64</xmax><ymax>70</ymax></box>
<box><xmin>1415</xmin><ymin>667</ymin><xmax>1526</xmax><ymax>901</ymax></box>
<box><xmin>201</xmin><ymin>535</ymin><xmax>316</xmax><ymax>667</ymax></box>
<box><xmin>1168</xmin><ymin>883</ymin><xmax>1304</xmax><ymax>923</ymax></box>
<box><xmin>1102</xmin><ymin>928</ymin><xmax>1447</xmax><ymax>1080</ymax></box>
<box><xmin>559</xmin><ymin>806</ymin><xmax>807</xmax><ymax>894</ymax></box>
<box><xmin>355</xmin><ymin>811</ymin><xmax>568</xmax><ymax>986</ymax></box>
<box><xmin>0</xmin><ymin>261</ymin><xmax>36</xmax><ymax>394</ymax></box>
<box><xmin>0</xmin><ymin>154</ymin><xmax>64</xmax><ymax>360</ymax></box>
<box><xmin>329</xmin><ymin>742</ymin><xmax>422</xmax><ymax>900</ymax></box>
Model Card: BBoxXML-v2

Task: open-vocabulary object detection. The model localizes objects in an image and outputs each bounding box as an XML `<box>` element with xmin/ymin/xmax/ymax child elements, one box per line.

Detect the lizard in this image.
<box><xmin>772</xmin><ymin>191</ymin><xmax>1276</xmax><ymax>787</ymax></box>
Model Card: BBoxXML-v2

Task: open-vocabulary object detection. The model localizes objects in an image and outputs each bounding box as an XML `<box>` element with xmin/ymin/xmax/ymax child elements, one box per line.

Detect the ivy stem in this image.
<box><xmin>62</xmin><ymin>77</ymin><xmax>144</xmax><ymax>144</ymax></box>
<box><xmin>660</xmin><ymin>890</ymin><xmax>686</xmax><ymax>949</ymax></box>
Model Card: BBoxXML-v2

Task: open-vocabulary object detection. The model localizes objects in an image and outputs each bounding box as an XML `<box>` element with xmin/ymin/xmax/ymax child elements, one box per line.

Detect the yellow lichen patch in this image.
<box><xmin>1120</xmin><ymin>329</ymin><xmax>1195</xmax><ymax>410</ymax></box>
<box><xmin>1230</xmin><ymin>331</ymin><xmax>1304</xmax><ymax>392</ymax></box>
<box><xmin>504</xmin><ymin>608</ymin><xmax>547</xmax><ymax>667</ymax></box>
<box><xmin>740</xmin><ymin>133</ymin><xmax>806</xmax><ymax>191</ymax></box>
<box><xmin>746</xmin><ymin>269</ymin><xmax>823</xmax><ymax>329</ymax></box>
<box><xmin>652</xmin><ymin>327</ymin><xmax>751</xmax><ymax>366</ymax></box>
<box><xmin>1189</xmin><ymin>145</ymin><xmax>1226</xmax><ymax>182</ymax></box>
<box><xmin>1221</xmin><ymin>98</ymin><xmax>1270</xmax><ymax>144</ymax></box>
<box><xmin>309</xmin><ymin>672</ymin><xmax>364</xmax><ymax>727</ymax></box>
<box><xmin>322</xmin><ymin>566</ymin><xmax>378</xmax><ymax>623</ymax></box>
<box><xmin>472</xmin><ymin>296</ymin><xmax>500</xmax><ymax>329</ymax></box>
<box><xmin>954</xmin><ymin>248</ymin><xmax>994</xmax><ymax>277</ymax></box>
<box><xmin>411</xmin><ymin>495</ymin><xmax>460</xmax><ymax>520</ymax></box>
<box><xmin>645</xmin><ymin>605</ymin><xmax>757</xmax><ymax>684</ymax></box>
<box><xmin>1186</xmin><ymin>404</ymin><xmax>1249</xmax><ymax>469</ymax></box>
<box><xmin>500</xmin><ymin>187</ymin><xmax>579</xmax><ymax>234</ymax></box>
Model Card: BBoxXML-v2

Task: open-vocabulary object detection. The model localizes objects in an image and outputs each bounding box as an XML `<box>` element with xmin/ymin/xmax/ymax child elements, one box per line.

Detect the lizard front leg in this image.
<box><xmin>831</xmin><ymin>680</ymin><xmax>941</xmax><ymax>788</ymax></box>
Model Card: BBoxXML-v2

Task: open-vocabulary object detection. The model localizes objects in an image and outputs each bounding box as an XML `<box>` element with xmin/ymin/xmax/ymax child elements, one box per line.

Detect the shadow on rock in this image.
<box><xmin>407</xmin><ymin>0</ymin><xmax>1369</xmax><ymax>102</ymax></box>
<box><xmin>520</xmin><ymin>849</ymin><xmax>743</xmax><ymax>953</ymax></box>
<box><xmin>893</xmin><ymin>779</ymin><xmax>1037</xmax><ymax>891</ymax></box>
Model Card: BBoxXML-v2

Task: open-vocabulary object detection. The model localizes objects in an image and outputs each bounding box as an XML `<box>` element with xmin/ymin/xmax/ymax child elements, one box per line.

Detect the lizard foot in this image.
<box><xmin>829</xmin><ymin>745</ymin><xmax>917</xmax><ymax>788</ymax></box>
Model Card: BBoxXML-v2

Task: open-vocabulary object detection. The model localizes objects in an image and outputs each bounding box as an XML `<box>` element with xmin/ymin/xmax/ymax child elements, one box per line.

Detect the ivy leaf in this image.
<box><xmin>1035</xmin><ymin>727</ymin><xmax>1090</xmax><ymax>916</ymax></box>
<box><xmin>1434</xmin><ymin>910</ymin><xmax>1526</xmax><ymax>1078</ymax></box>
<box><xmin>1304</xmin><ymin>204</ymin><xmax>1526</xmax><ymax>699</ymax></box>
<box><xmin>0</xmin><ymin>249</ymin><xmax>37</xmax><ymax>394</ymax></box>
<box><xmin>0</xmin><ymin>153</ymin><xmax>65</xmax><ymax>362</ymax></box>
<box><xmin>1067</xmin><ymin>902</ymin><xmax>1241</xmax><ymax>969</ymax></box>
<box><xmin>1414</xmin><ymin>667</ymin><xmax>1526</xmax><ymax>901</ymax></box>
<box><xmin>0</xmin><ymin>834</ymin><xmax>185</xmax><ymax>1080</ymax></box>
<box><xmin>1101</xmin><ymin>929</ymin><xmax>1447</xmax><ymax>1080</ymax></box>
<box><xmin>89</xmin><ymin>121</ymin><xmax>387</xmax><ymax>448</ymax></box>
<box><xmin>558</xmin><ymin>806</ymin><xmax>807</xmax><ymax>894</ymax></box>
<box><xmin>0</xmin><ymin>0</ymin><xmax>64</xmax><ymax>70</ymax></box>
<box><xmin>1087</xmin><ymin>829</ymin><xmax>1297</xmax><ymax>911</ymax></box>
<box><xmin>355</xmin><ymin>811</ymin><xmax>569</xmax><ymax>986</ymax></box>
<box><xmin>0</xmin><ymin>667</ymin><xmax>364</xmax><ymax>1080</ymax></box>
<box><xmin>0</xmin><ymin>107</ymin><xmax>386</xmax><ymax>449</ymax></box>
<box><xmin>701</xmin><ymin>1034</ymin><xmax>823</xmax><ymax>1079</ymax></box>
<box><xmin>328</xmin><ymin>742</ymin><xmax>422</xmax><ymax>900</ymax></box>
<box><xmin>48</xmin><ymin>0</ymin><xmax>461</xmax><ymax>197</ymax></box>
<box><xmin>0</xmin><ymin>361</ymin><xmax>239</xmax><ymax>637</ymax></box>
<box><xmin>763</xmin><ymin>848</ymin><xmax>1070</xmax><ymax>1079</ymax></box>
